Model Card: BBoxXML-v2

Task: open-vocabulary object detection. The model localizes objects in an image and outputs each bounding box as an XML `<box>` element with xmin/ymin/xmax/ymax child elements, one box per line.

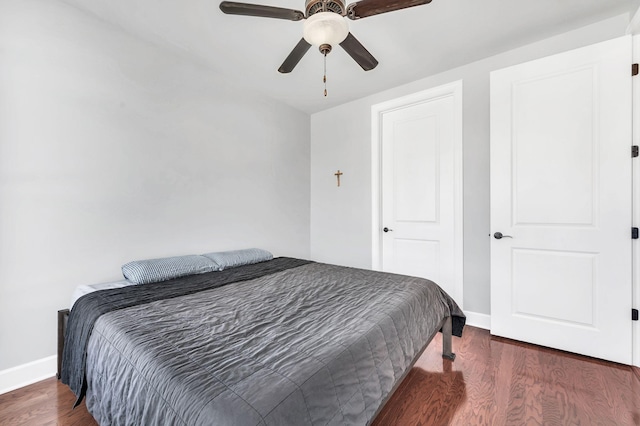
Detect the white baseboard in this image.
<box><xmin>0</xmin><ymin>355</ymin><xmax>57</xmax><ymax>395</ymax></box>
<box><xmin>464</xmin><ymin>311</ymin><xmax>490</xmax><ymax>330</ymax></box>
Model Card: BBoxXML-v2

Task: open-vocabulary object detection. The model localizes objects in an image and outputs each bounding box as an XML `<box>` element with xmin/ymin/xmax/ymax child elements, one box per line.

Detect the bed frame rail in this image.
<box><xmin>57</xmin><ymin>309</ymin><xmax>70</xmax><ymax>379</ymax></box>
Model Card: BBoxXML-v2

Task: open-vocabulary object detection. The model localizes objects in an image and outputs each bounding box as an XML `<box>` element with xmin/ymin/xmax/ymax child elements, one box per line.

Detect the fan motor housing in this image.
<box><xmin>305</xmin><ymin>0</ymin><xmax>346</xmax><ymax>17</ymax></box>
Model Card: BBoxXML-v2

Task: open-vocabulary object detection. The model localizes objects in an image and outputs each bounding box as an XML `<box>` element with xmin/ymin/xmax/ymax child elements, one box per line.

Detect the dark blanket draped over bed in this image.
<box><xmin>62</xmin><ymin>258</ymin><xmax>465</xmax><ymax>425</ymax></box>
<box><xmin>61</xmin><ymin>257</ymin><xmax>313</xmax><ymax>404</ymax></box>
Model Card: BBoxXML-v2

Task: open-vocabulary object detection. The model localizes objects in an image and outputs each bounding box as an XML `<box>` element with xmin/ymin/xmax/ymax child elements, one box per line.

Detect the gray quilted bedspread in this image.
<box><xmin>82</xmin><ymin>261</ymin><xmax>464</xmax><ymax>425</ymax></box>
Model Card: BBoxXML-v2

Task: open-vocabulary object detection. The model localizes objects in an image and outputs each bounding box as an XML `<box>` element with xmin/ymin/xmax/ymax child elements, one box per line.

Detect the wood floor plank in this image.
<box><xmin>373</xmin><ymin>327</ymin><xmax>640</xmax><ymax>426</ymax></box>
<box><xmin>2</xmin><ymin>326</ymin><xmax>638</xmax><ymax>425</ymax></box>
<box><xmin>0</xmin><ymin>377</ymin><xmax>97</xmax><ymax>426</ymax></box>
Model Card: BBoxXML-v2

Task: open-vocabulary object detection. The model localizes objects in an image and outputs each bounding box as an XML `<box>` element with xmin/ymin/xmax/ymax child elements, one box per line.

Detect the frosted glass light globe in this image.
<box><xmin>303</xmin><ymin>12</ymin><xmax>349</xmax><ymax>47</ymax></box>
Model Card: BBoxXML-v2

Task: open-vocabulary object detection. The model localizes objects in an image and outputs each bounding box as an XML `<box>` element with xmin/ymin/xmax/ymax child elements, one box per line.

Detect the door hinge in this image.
<box><xmin>633</xmin><ymin>227</ymin><xmax>639</xmax><ymax>239</ymax></box>
<box><xmin>633</xmin><ymin>63</ymin><xmax>639</xmax><ymax>76</ymax></box>
<box><xmin>633</xmin><ymin>309</ymin><xmax>639</xmax><ymax>321</ymax></box>
<box><xmin>633</xmin><ymin>145</ymin><xmax>639</xmax><ymax>158</ymax></box>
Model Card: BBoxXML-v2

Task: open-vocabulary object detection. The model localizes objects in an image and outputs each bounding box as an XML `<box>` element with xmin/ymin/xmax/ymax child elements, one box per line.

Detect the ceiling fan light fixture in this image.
<box><xmin>303</xmin><ymin>12</ymin><xmax>348</xmax><ymax>48</ymax></box>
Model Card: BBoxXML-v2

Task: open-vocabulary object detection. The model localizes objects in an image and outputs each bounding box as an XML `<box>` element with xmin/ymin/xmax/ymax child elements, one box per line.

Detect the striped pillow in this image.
<box><xmin>122</xmin><ymin>255</ymin><xmax>219</xmax><ymax>284</ymax></box>
<box><xmin>202</xmin><ymin>248</ymin><xmax>273</xmax><ymax>271</ymax></box>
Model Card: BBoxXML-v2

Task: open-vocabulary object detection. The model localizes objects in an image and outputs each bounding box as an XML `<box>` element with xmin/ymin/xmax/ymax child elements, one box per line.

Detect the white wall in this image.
<box><xmin>310</xmin><ymin>14</ymin><xmax>631</xmax><ymax>316</ymax></box>
<box><xmin>0</xmin><ymin>0</ymin><xmax>310</xmax><ymax>374</ymax></box>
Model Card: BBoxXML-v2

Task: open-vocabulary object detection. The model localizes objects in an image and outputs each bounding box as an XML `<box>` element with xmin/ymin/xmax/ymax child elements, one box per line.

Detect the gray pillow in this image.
<box><xmin>202</xmin><ymin>248</ymin><xmax>273</xmax><ymax>271</ymax></box>
<box><xmin>122</xmin><ymin>255</ymin><xmax>220</xmax><ymax>284</ymax></box>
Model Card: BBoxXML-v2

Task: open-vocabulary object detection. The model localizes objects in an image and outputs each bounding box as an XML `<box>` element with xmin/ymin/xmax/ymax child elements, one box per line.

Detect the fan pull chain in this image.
<box><xmin>323</xmin><ymin>52</ymin><xmax>327</xmax><ymax>97</ymax></box>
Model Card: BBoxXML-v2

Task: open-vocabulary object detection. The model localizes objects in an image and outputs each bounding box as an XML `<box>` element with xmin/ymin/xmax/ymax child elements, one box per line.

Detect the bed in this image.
<box><xmin>61</xmin><ymin>256</ymin><xmax>464</xmax><ymax>425</ymax></box>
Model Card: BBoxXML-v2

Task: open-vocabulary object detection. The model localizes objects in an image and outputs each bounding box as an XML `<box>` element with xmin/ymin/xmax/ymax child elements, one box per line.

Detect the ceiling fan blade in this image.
<box><xmin>339</xmin><ymin>32</ymin><xmax>378</xmax><ymax>71</ymax></box>
<box><xmin>346</xmin><ymin>0</ymin><xmax>432</xmax><ymax>20</ymax></box>
<box><xmin>278</xmin><ymin>38</ymin><xmax>312</xmax><ymax>73</ymax></box>
<box><xmin>220</xmin><ymin>1</ymin><xmax>305</xmax><ymax>21</ymax></box>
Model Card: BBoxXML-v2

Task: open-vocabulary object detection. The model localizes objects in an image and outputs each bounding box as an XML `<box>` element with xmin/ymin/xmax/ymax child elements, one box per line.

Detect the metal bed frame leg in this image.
<box><xmin>442</xmin><ymin>316</ymin><xmax>456</xmax><ymax>361</ymax></box>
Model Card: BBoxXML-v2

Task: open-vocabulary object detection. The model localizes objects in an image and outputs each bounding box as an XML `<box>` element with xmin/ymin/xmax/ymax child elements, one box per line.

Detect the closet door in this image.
<box><xmin>490</xmin><ymin>36</ymin><xmax>632</xmax><ymax>364</ymax></box>
<box><xmin>374</xmin><ymin>82</ymin><xmax>463</xmax><ymax>305</ymax></box>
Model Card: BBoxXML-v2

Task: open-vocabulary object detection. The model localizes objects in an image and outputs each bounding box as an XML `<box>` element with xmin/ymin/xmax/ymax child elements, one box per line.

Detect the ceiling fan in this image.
<box><xmin>219</xmin><ymin>0</ymin><xmax>433</xmax><ymax>74</ymax></box>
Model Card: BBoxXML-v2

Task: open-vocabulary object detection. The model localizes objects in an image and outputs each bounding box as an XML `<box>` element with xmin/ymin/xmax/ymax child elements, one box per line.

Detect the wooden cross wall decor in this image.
<box><xmin>334</xmin><ymin>170</ymin><xmax>343</xmax><ymax>187</ymax></box>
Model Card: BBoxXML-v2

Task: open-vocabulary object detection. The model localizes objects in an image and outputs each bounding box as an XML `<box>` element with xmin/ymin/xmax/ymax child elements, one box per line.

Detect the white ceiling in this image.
<box><xmin>61</xmin><ymin>0</ymin><xmax>638</xmax><ymax>113</ymax></box>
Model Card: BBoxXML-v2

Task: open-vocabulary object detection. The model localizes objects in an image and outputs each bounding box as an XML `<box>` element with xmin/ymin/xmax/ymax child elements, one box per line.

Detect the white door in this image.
<box><xmin>376</xmin><ymin>82</ymin><xmax>463</xmax><ymax>304</ymax></box>
<box><xmin>490</xmin><ymin>36</ymin><xmax>632</xmax><ymax>364</ymax></box>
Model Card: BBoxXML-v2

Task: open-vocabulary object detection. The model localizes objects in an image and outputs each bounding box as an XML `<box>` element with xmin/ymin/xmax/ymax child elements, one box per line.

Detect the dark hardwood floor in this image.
<box><xmin>1</xmin><ymin>326</ymin><xmax>638</xmax><ymax>425</ymax></box>
<box><xmin>374</xmin><ymin>327</ymin><xmax>640</xmax><ymax>425</ymax></box>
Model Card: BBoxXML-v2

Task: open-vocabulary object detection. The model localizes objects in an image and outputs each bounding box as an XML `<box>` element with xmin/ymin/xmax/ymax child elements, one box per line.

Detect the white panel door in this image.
<box><xmin>490</xmin><ymin>36</ymin><xmax>632</xmax><ymax>364</ymax></box>
<box><xmin>380</xmin><ymin>87</ymin><xmax>460</xmax><ymax>302</ymax></box>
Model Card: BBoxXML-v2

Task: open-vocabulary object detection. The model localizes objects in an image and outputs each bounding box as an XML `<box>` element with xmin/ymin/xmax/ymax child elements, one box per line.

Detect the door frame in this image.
<box><xmin>633</xmin><ymin>34</ymin><xmax>640</xmax><ymax>368</ymax></box>
<box><xmin>371</xmin><ymin>80</ymin><xmax>464</xmax><ymax>305</ymax></box>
